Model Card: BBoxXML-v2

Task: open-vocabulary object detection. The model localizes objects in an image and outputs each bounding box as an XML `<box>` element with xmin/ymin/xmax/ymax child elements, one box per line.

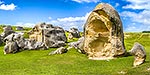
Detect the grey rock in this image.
<box><xmin>4</xmin><ymin>41</ymin><xmax>19</xmax><ymax>54</ymax></box>
<box><xmin>51</xmin><ymin>41</ymin><xmax>66</xmax><ymax>48</ymax></box>
<box><xmin>49</xmin><ymin>47</ymin><xmax>68</xmax><ymax>55</ymax></box>
<box><xmin>28</xmin><ymin>22</ymin><xmax>67</xmax><ymax>48</ymax></box>
<box><xmin>16</xmin><ymin>26</ymin><xmax>24</xmax><ymax>31</ymax></box>
<box><xmin>129</xmin><ymin>42</ymin><xmax>146</xmax><ymax>67</ymax></box>
<box><xmin>3</xmin><ymin>32</ymin><xmax>47</xmax><ymax>54</ymax></box>
<box><xmin>1</xmin><ymin>26</ymin><xmax>15</xmax><ymax>39</ymax></box>
<box><xmin>68</xmin><ymin>37</ymin><xmax>85</xmax><ymax>53</ymax></box>
<box><xmin>0</xmin><ymin>35</ymin><xmax>3</xmax><ymax>45</ymax></box>
<box><xmin>68</xmin><ymin>28</ymin><xmax>81</xmax><ymax>39</ymax></box>
<box><xmin>25</xmin><ymin>39</ymin><xmax>47</xmax><ymax>50</ymax></box>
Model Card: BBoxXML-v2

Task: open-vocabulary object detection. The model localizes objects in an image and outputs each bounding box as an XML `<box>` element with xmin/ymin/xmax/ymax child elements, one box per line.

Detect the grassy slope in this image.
<box><xmin>0</xmin><ymin>26</ymin><xmax>149</xmax><ymax>75</ymax></box>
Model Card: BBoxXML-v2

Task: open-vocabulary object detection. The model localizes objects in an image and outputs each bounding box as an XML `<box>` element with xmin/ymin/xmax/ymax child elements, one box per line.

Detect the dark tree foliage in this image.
<box><xmin>142</xmin><ymin>31</ymin><xmax>150</xmax><ymax>33</ymax></box>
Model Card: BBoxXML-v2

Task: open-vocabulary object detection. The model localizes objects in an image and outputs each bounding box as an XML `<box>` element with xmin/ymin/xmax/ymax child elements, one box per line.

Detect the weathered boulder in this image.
<box><xmin>16</xmin><ymin>26</ymin><xmax>24</xmax><ymax>31</ymax></box>
<box><xmin>3</xmin><ymin>32</ymin><xmax>47</xmax><ymax>54</ymax></box>
<box><xmin>83</xmin><ymin>3</ymin><xmax>126</xmax><ymax>60</ymax></box>
<box><xmin>28</xmin><ymin>22</ymin><xmax>67</xmax><ymax>48</ymax></box>
<box><xmin>1</xmin><ymin>26</ymin><xmax>15</xmax><ymax>39</ymax></box>
<box><xmin>13</xmin><ymin>32</ymin><xmax>27</xmax><ymax>49</ymax></box>
<box><xmin>68</xmin><ymin>37</ymin><xmax>85</xmax><ymax>53</ymax></box>
<box><xmin>129</xmin><ymin>42</ymin><xmax>146</xmax><ymax>67</ymax></box>
<box><xmin>3</xmin><ymin>33</ymin><xmax>19</xmax><ymax>54</ymax></box>
<box><xmin>25</xmin><ymin>39</ymin><xmax>47</xmax><ymax>50</ymax></box>
<box><xmin>68</xmin><ymin>28</ymin><xmax>81</xmax><ymax>39</ymax></box>
<box><xmin>49</xmin><ymin>47</ymin><xmax>68</xmax><ymax>55</ymax></box>
<box><xmin>4</xmin><ymin>41</ymin><xmax>19</xmax><ymax>54</ymax></box>
<box><xmin>4</xmin><ymin>33</ymin><xmax>26</xmax><ymax>49</ymax></box>
<box><xmin>0</xmin><ymin>35</ymin><xmax>3</xmax><ymax>45</ymax></box>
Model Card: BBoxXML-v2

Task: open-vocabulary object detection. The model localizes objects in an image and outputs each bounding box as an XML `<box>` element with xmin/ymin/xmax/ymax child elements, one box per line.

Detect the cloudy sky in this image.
<box><xmin>0</xmin><ymin>0</ymin><xmax>150</xmax><ymax>32</ymax></box>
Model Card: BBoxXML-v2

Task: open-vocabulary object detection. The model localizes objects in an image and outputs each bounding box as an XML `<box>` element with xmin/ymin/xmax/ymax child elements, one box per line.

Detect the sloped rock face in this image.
<box><xmin>3</xmin><ymin>33</ymin><xmax>19</xmax><ymax>54</ymax></box>
<box><xmin>28</xmin><ymin>23</ymin><xmax>67</xmax><ymax>48</ymax></box>
<box><xmin>68</xmin><ymin>37</ymin><xmax>85</xmax><ymax>53</ymax></box>
<box><xmin>49</xmin><ymin>47</ymin><xmax>68</xmax><ymax>55</ymax></box>
<box><xmin>83</xmin><ymin>3</ymin><xmax>126</xmax><ymax>60</ymax></box>
<box><xmin>129</xmin><ymin>42</ymin><xmax>146</xmax><ymax>67</ymax></box>
<box><xmin>44</xmin><ymin>26</ymin><xmax>67</xmax><ymax>48</ymax></box>
<box><xmin>0</xmin><ymin>35</ymin><xmax>3</xmax><ymax>45</ymax></box>
<box><xmin>68</xmin><ymin>28</ymin><xmax>81</xmax><ymax>39</ymax></box>
<box><xmin>4</xmin><ymin>41</ymin><xmax>19</xmax><ymax>54</ymax></box>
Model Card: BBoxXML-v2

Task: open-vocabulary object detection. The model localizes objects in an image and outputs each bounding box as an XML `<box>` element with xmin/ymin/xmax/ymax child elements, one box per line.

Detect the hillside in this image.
<box><xmin>0</xmin><ymin>25</ymin><xmax>150</xmax><ymax>75</ymax></box>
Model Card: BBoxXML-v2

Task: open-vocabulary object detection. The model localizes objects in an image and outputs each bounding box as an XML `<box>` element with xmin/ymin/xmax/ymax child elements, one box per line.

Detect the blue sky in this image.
<box><xmin>0</xmin><ymin>0</ymin><xmax>150</xmax><ymax>32</ymax></box>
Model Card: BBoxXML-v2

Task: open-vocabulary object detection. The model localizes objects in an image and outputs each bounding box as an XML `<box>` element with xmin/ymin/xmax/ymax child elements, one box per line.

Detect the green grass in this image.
<box><xmin>0</xmin><ymin>31</ymin><xmax>150</xmax><ymax>75</ymax></box>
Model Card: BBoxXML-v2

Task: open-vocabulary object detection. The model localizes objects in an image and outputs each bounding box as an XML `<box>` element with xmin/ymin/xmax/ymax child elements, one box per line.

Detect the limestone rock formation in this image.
<box><xmin>28</xmin><ymin>22</ymin><xmax>67</xmax><ymax>48</ymax></box>
<box><xmin>3</xmin><ymin>32</ymin><xmax>47</xmax><ymax>54</ymax></box>
<box><xmin>0</xmin><ymin>35</ymin><xmax>3</xmax><ymax>45</ymax></box>
<box><xmin>68</xmin><ymin>28</ymin><xmax>81</xmax><ymax>39</ymax></box>
<box><xmin>49</xmin><ymin>47</ymin><xmax>68</xmax><ymax>55</ymax></box>
<box><xmin>129</xmin><ymin>42</ymin><xmax>146</xmax><ymax>67</ymax></box>
<box><xmin>1</xmin><ymin>26</ymin><xmax>15</xmax><ymax>39</ymax></box>
<box><xmin>3</xmin><ymin>33</ymin><xmax>19</xmax><ymax>54</ymax></box>
<box><xmin>68</xmin><ymin>37</ymin><xmax>85</xmax><ymax>53</ymax></box>
<box><xmin>25</xmin><ymin>39</ymin><xmax>47</xmax><ymax>50</ymax></box>
<box><xmin>83</xmin><ymin>3</ymin><xmax>126</xmax><ymax>60</ymax></box>
<box><xmin>4</xmin><ymin>41</ymin><xmax>19</xmax><ymax>54</ymax></box>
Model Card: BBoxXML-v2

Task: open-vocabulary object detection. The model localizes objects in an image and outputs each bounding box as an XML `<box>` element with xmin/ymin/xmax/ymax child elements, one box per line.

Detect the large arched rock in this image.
<box><xmin>83</xmin><ymin>3</ymin><xmax>126</xmax><ymax>60</ymax></box>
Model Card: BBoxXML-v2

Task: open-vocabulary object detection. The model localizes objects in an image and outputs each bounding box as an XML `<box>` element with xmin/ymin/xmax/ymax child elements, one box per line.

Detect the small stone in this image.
<box><xmin>118</xmin><ymin>71</ymin><xmax>127</xmax><ymax>75</ymax></box>
<box><xmin>147</xmin><ymin>68</ymin><xmax>150</xmax><ymax>71</ymax></box>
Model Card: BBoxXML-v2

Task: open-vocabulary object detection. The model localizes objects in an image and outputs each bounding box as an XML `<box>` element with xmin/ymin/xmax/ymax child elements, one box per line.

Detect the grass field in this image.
<box><xmin>0</xmin><ymin>26</ymin><xmax>149</xmax><ymax>75</ymax></box>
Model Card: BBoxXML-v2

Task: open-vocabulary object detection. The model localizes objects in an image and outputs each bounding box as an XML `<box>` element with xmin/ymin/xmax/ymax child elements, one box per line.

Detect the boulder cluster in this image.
<box><xmin>1</xmin><ymin>23</ymin><xmax>68</xmax><ymax>54</ymax></box>
<box><xmin>28</xmin><ymin>22</ymin><xmax>67</xmax><ymax>48</ymax></box>
<box><xmin>0</xmin><ymin>3</ymin><xmax>147</xmax><ymax>67</ymax></box>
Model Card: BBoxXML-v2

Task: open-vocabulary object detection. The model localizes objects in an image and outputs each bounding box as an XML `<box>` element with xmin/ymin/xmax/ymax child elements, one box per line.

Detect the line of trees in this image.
<box><xmin>142</xmin><ymin>31</ymin><xmax>150</xmax><ymax>33</ymax></box>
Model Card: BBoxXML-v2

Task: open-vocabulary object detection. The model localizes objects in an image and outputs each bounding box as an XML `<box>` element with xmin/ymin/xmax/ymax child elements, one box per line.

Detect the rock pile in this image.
<box><xmin>3</xmin><ymin>33</ymin><xmax>47</xmax><ymax>54</ymax></box>
<box><xmin>83</xmin><ymin>3</ymin><xmax>126</xmax><ymax>60</ymax></box>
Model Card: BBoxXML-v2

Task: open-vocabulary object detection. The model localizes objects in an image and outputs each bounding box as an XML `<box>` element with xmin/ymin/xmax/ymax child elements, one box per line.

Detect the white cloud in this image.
<box><xmin>48</xmin><ymin>17</ymin><xmax>52</xmax><ymax>20</ymax></box>
<box><xmin>72</xmin><ymin>0</ymin><xmax>100</xmax><ymax>3</ymax></box>
<box><xmin>124</xmin><ymin>23</ymin><xmax>150</xmax><ymax>32</ymax></box>
<box><xmin>121</xmin><ymin>10</ymin><xmax>150</xmax><ymax>25</ymax></box>
<box><xmin>121</xmin><ymin>0</ymin><xmax>150</xmax><ymax>32</ymax></box>
<box><xmin>123</xmin><ymin>0</ymin><xmax>150</xmax><ymax>10</ymax></box>
<box><xmin>115</xmin><ymin>3</ymin><xmax>119</xmax><ymax>7</ymax></box>
<box><xmin>0</xmin><ymin>3</ymin><xmax>17</xmax><ymax>10</ymax></box>
<box><xmin>0</xmin><ymin>1</ymin><xmax>4</xmax><ymax>4</ymax></box>
<box><xmin>57</xmin><ymin>16</ymin><xmax>85</xmax><ymax>22</ymax></box>
<box><xmin>15</xmin><ymin>22</ymin><xmax>35</xmax><ymax>27</ymax></box>
<box><xmin>48</xmin><ymin>12</ymin><xmax>91</xmax><ymax>31</ymax></box>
